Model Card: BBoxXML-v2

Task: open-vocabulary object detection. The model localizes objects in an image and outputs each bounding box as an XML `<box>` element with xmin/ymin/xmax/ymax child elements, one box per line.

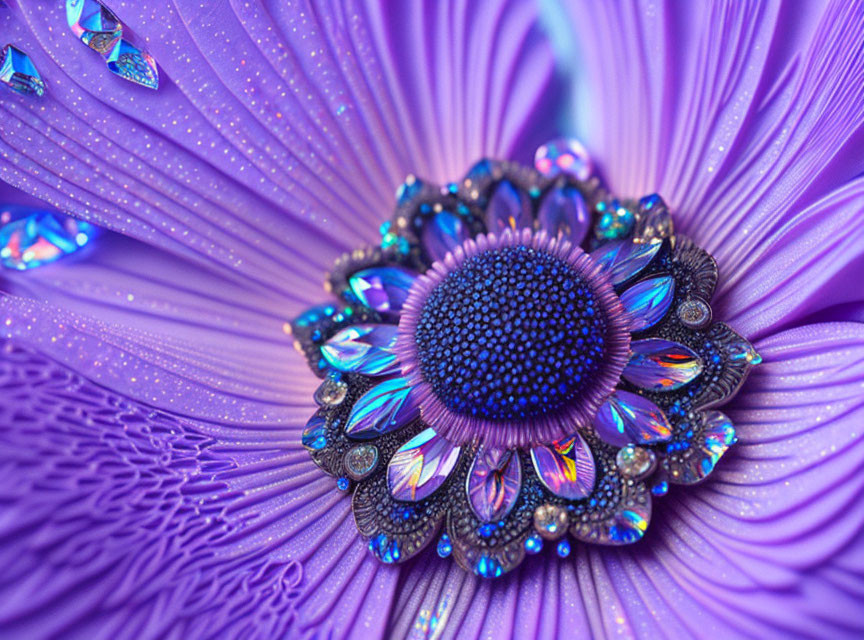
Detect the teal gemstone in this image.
<box><xmin>345</xmin><ymin>377</ymin><xmax>419</xmax><ymax>439</ymax></box>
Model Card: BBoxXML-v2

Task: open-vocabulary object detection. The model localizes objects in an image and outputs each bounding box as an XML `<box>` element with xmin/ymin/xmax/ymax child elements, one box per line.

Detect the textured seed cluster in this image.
<box><xmin>415</xmin><ymin>246</ymin><xmax>607</xmax><ymax>421</ymax></box>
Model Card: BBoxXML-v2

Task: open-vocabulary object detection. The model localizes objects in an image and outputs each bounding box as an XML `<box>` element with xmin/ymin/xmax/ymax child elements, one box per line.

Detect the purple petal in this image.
<box><xmin>593</xmin><ymin>390</ymin><xmax>672</xmax><ymax>447</ymax></box>
<box><xmin>387</xmin><ymin>428</ymin><xmax>461</xmax><ymax>502</ymax></box>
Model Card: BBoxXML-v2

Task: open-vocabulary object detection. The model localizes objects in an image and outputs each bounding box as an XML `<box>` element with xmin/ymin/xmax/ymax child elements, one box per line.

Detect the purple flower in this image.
<box><xmin>0</xmin><ymin>1</ymin><xmax>862</xmax><ymax>639</ymax></box>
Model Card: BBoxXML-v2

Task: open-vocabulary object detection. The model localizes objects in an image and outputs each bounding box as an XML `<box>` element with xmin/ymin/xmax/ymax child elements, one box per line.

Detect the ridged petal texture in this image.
<box><xmin>466</xmin><ymin>447</ymin><xmax>522</xmax><ymax>522</ymax></box>
<box><xmin>530</xmin><ymin>433</ymin><xmax>595</xmax><ymax>500</ymax></box>
<box><xmin>344</xmin><ymin>377</ymin><xmax>419</xmax><ymax>439</ymax></box>
<box><xmin>623</xmin><ymin>338</ymin><xmax>704</xmax><ymax>391</ymax></box>
<box><xmin>387</xmin><ymin>428</ymin><xmax>461</xmax><ymax>502</ymax></box>
<box><xmin>594</xmin><ymin>389</ymin><xmax>673</xmax><ymax>447</ymax></box>
<box><xmin>320</xmin><ymin>324</ymin><xmax>400</xmax><ymax>376</ymax></box>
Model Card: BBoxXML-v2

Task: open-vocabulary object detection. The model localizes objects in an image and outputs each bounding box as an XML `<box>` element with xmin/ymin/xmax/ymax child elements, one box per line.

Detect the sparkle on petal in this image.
<box><xmin>530</xmin><ymin>433</ymin><xmax>596</xmax><ymax>500</ymax></box>
<box><xmin>623</xmin><ymin>338</ymin><xmax>704</xmax><ymax>391</ymax></box>
<box><xmin>344</xmin><ymin>377</ymin><xmax>419</xmax><ymax>440</ymax></box>
<box><xmin>0</xmin><ymin>211</ymin><xmax>94</xmax><ymax>269</ymax></box>
<box><xmin>466</xmin><ymin>447</ymin><xmax>522</xmax><ymax>522</ymax></box>
<box><xmin>320</xmin><ymin>324</ymin><xmax>400</xmax><ymax>376</ymax></box>
<box><xmin>387</xmin><ymin>428</ymin><xmax>461</xmax><ymax>502</ymax></box>
<box><xmin>0</xmin><ymin>45</ymin><xmax>45</xmax><ymax>97</ymax></box>
<box><xmin>105</xmin><ymin>38</ymin><xmax>159</xmax><ymax>89</ymax></box>
<box><xmin>594</xmin><ymin>390</ymin><xmax>672</xmax><ymax>447</ymax></box>
<box><xmin>620</xmin><ymin>275</ymin><xmax>675</xmax><ymax>332</ymax></box>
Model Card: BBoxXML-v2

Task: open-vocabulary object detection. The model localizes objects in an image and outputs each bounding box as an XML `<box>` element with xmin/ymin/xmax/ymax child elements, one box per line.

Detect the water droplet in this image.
<box><xmin>615</xmin><ymin>445</ymin><xmax>657</xmax><ymax>478</ymax></box>
<box><xmin>534</xmin><ymin>138</ymin><xmax>593</xmax><ymax>180</ymax></box>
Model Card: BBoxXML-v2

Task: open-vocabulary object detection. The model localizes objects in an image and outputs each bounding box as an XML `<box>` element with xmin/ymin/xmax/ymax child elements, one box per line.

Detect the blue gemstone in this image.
<box><xmin>524</xmin><ymin>534</ymin><xmax>543</xmax><ymax>555</ymax></box>
<box><xmin>369</xmin><ymin>534</ymin><xmax>401</xmax><ymax>563</ymax></box>
<box><xmin>345</xmin><ymin>377</ymin><xmax>419</xmax><ymax>440</ymax></box>
<box><xmin>595</xmin><ymin>201</ymin><xmax>635</xmax><ymax>239</ymax></box>
<box><xmin>620</xmin><ymin>275</ymin><xmax>675</xmax><ymax>332</ymax></box>
<box><xmin>396</xmin><ymin>175</ymin><xmax>423</xmax><ymax>205</ymax></box>
<box><xmin>464</xmin><ymin>158</ymin><xmax>494</xmax><ymax>183</ymax></box>
<box><xmin>105</xmin><ymin>38</ymin><xmax>159</xmax><ymax>89</ymax></box>
<box><xmin>0</xmin><ymin>45</ymin><xmax>45</xmax><ymax>97</ymax></box>
<box><xmin>422</xmin><ymin>211</ymin><xmax>470</xmax><ymax>263</ymax></box>
<box><xmin>348</xmin><ymin>266</ymin><xmax>417</xmax><ymax>316</ymax></box>
<box><xmin>320</xmin><ymin>324</ymin><xmax>400</xmax><ymax>376</ymax></box>
<box><xmin>66</xmin><ymin>0</ymin><xmax>122</xmax><ymax>54</ymax></box>
<box><xmin>0</xmin><ymin>211</ymin><xmax>95</xmax><ymax>269</ymax></box>
<box><xmin>651</xmin><ymin>481</ymin><xmax>669</xmax><ymax>496</ymax></box>
<box><xmin>537</xmin><ymin>186</ymin><xmax>590</xmax><ymax>244</ymax></box>
<box><xmin>336</xmin><ymin>476</ymin><xmax>350</xmax><ymax>491</ymax></box>
<box><xmin>301</xmin><ymin>414</ymin><xmax>327</xmax><ymax>451</ymax></box>
<box><xmin>486</xmin><ymin>180</ymin><xmax>532</xmax><ymax>232</ymax></box>
<box><xmin>556</xmin><ymin>539</ymin><xmax>571</xmax><ymax>558</ymax></box>
<box><xmin>590</xmin><ymin>240</ymin><xmax>661</xmax><ymax>286</ymax></box>
<box><xmin>436</xmin><ymin>533</ymin><xmax>453</xmax><ymax>558</ymax></box>
<box><xmin>475</xmin><ymin>555</ymin><xmax>503</xmax><ymax>578</ymax></box>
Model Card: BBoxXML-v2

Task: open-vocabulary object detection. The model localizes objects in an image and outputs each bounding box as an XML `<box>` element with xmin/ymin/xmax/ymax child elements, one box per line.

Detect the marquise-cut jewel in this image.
<box><xmin>422</xmin><ymin>211</ymin><xmax>469</xmax><ymax>262</ymax></box>
<box><xmin>105</xmin><ymin>38</ymin><xmax>159</xmax><ymax>89</ymax></box>
<box><xmin>466</xmin><ymin>447</ymin><xmax>522</xmax><ymax>522</ymax></box>
<box><xmin>594</xmin><ymin>390</ymin><xmax>672</xmax><ymax>447</ymax></box>
<box><xmin>537</xmin><ymin>186</ymin><xmax>590</xmax><ymax>244</ymax></box>
<box><xmin>590</xmin><ymin>240</ymin><xmax>661</xmax><ymax>286</ymax></box>
<box><xmin>620</xmin><ymin>275</ymin><xmax>675</xmax><ymax>332</ymax></box>
<box><xmin>0</xmin><ymin>211</ymin><xmax>93</xmax><ymax>270</ymax></box>
<box><xmin>349</xmin><ymin>266</ymin><xmax>417</xmax><ymax>317</ymax></box>
<box><xmin>301</xmin><ymin>414</ymin><xmax>327</xmax><ymax>451</ymax></box>
<box><xmin>387</xmin><ymin>428</ymin><xmax>461</xmax><ymax>502</ymax></box>
<box><xmin>66</xmin><ymin>0</ymin><xmax>122</xmax><ymax>54</ymax></box>
<box><xmin>320</xmin><ymin>324</ymin><xmax>400</xmax><ymax>376</ymax></box>
<box><xmin>345</xmin><ymin>377</ymin><xmax>419</xmax><ymax>439</ymax></box>
<box><xmin>486</xmin><ymin>180</ymin><xmax>532</xmax><ymax>231</ymax></box>
<box><xmin>623</xmin><ymin>338</ymin><xmax>704</xmax><ymax>391</ymax></box>
<box><xmin>530</xmin><ymin>433</ymin><xmax>595</xmax><ymax>500</ymax></box>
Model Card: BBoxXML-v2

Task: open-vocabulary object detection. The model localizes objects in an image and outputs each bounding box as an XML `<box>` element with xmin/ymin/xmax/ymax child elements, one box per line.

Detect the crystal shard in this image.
<box><xmin>66</xmin><ymin>0</ymin><xmax>122</xmax><ymax>54</ymax></box>
<box><xmin>594</xmin><ymin>390</ymin><xmax>672</xmax><ymax>447</ymax></box>
<box><xmin>530</xmin><ymin>433</ymin><xmax>595</xmax><ymax>500</ymax></box>
<box><xmin>466</xmin><ymin>447</ymin><xmax>522</xmax><ymax>522</ymax></box>
<box><xmin>534</xmin><ymin>138</ymin><xmax>593</xmax><ymax>180</ymax></box>
<box><xmin>345</xmin><ymin>377</ymin><xmax>419</xmax><ymax>440</ymax></box>
<box><xmin>0</xmin><ymin>211</ymin><xmax>94</xmax><ymax>270</ymax></box>
<box><xmin>620</xmin><ymin>275</ymin><xmax>675</xmax><ymax>332</ymax></box>
<box><xmin>623</xmin><ymin>338</ymin><xmax>704</xmax><ymax>391</ymax></box>
<box><xmin>537</xmin><ymin>186</ymin><xmax>589</xmax><ymax>244</ymax></box>
<box><xmin>105</xmin><ymin>38</ymin><xmax>159</xmax><ymax>89</ymax></box>
<box><xmin>301</xmin><ymin>414</ymin><xmax>327</xmax><ymax>451</ymax></box>
<box><xmin>590</xmin><ymin>240</ymin><xmax>661</xmax><ymax>286</ymax></box>
<box><xmin>0</xmin><ymin>45</ymin><xmax>45</xmax><ymax>97</ymax></box>
<box><xmin>320</xmin><ymin>324</ymin><xmax>400</xmax><ymax>376</ymax></box>
<box><xmin>348</xmin><ymin>266</ymin><xmax>417</xmax><ymax>317</ymax></box>
<box><xmin>387</xmin><ymin>428</ymin><xmax>461</xmax><ymax>502</ymax></box>
<box><xmin>486</xmin><ymin>181</ymin><xmax>532</xmax><ymax>232</ymax></box>
<box><xmin>422</xmin><ymin>211</ymin><xmax>469</xmax><ymax>262</ymax></box>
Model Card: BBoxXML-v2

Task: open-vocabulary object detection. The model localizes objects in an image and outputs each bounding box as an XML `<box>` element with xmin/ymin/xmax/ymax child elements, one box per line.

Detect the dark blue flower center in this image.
<box><xmin>415</xmin><ymin>246</ymin><xmax>607</xmax><ymax>421</ymax></box>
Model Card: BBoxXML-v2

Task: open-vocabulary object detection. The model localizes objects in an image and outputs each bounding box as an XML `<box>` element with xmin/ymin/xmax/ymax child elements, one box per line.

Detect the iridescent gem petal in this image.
<box><xmin>345</xmin><ymin>377</ymin><xmax>419</xmax><ymax>440</ymax></box>
<box><xmin>313</xmin><ymin>373</ymin><xmax>348</xmax><ymax>406</ymax></box>
<box><xmin>105</xmin><ymin>38</ymin><xmax>159</xmax><ymax>89</ymax></box>
<box><xmin>623</xmin><ymin>338</ymin><xmax>704</xmax><ymax>391</ymax></box>
<box><xmin>530</xmin><ymin>433</ymin><xmax>595</xmax><ymax>500</ymax></box>
<box><xmin>320</xmin><ymin>324</ymin><xmax>400</xmax><ymax>376</ymax></box>
<box><xmin>537</xmin><ymin>186</ymin><xmax>590</xmax><ymax>244</ymax></box>
<box><xmin>66</xmin><ymin>0</ymin><xmax>122</xmax><ymax>54</ymax></box>
<box><xmin>590</xmin><ymin>240</ymin><xmax>661</xmax><ymax>286</ymax></box>
<box><xmin>0</xmin><ymin>45</ymin><xmax>45</xmax><ymax>97</ymax></box>
<box><xmin>0</xmin><ymin>211</ymin><xmax>94</xmax><ymax>270</ymax></box>
<box><xmin>534</xmin><ymin>138</ymin><xmax>593</xmax><ymax>180</ymax></box>
<box><xmin>594</xmin><ymin>390</ymin><xmax>672</xmax><ymax>447</ymax></box>
<box><xmin>620</xmin><ymin>275</ymin><xmax>675</xmax><ymax>332</ymax></box>
<box><xmin>348</xmin><ymin>266</ymin><xmax>417</xmax><ymax>316</ymax></box>
<box><xmin>387</xmin><ymin>428</ymin><xmax>461</xmax><ymax>502</ymax></box>
<box><xmin>486</xmin><ymin>181</ymin><xmax>532</xmax><ymax>232</ymax></box>
<box><xmin>466</xmin><ymin>447</ymin><xmax>522</xmax><ymax>522</ymax></box>
<box><xmin>667</xmin><ymin>411</ymin><xmax>737</xmax><ymax>484</ymax></box>
<box><xmin>422</xmin><ymin>211</ymin><xmax>470</xmax><ymax>262</ymax></box>
<box><xmin>301</xmin><ymin>414</ymin><xmax>327</xmax><ymax>451</ymax></box>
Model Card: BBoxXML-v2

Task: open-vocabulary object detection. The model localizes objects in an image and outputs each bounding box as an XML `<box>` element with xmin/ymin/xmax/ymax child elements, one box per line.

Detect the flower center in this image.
<box><xmin>415</xmin><ymin>245</ymin><xmax>606</xmax><ymax>421</ymax></box>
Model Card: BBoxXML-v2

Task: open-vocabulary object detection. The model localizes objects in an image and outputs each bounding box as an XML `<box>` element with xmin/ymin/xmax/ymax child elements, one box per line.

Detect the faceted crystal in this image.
<box><xmin>320</xmin><ymin>324</ymin><xmax>400</xmax><ymax>376</ymax></box>
<box><xmin>466</xmin><ymin>447</ymin><xmax>522</xmax><ymax>522</ymax></box>
<box><xmin>594</xmin><ymin>390</ymin><xmax>672</xmax><ymax>447</ymax></box>
<box><xmin>623</xmin><ymin>338</ymin><xmax>704</xmax><ymax>391</ymax></box>
<box><xmin>590</xmin><ymin>240</ymin><xmax>661</xmax><ymax>286</ymax></box>
<box><xmin>422</xmin><ymin>211</ymin><xmax>469</xmax><ymax>263</ymax></box>
<box><xmin>301</xmin><ymin>414</ymin><xmax>327</xmax><ymax>451</ymax></box>
<box><xmin>105</xmin><ymin>38</ymin><xmax>159</xmax><ymax>90</ymax></box>
<box><xmin>0</xmin><ymin>45</ymin><xmax>45</xmax><ymax>97</ymax></box>
<box><xmin>66</xmin><ymin>0</ymin><xmax>122</xmax><ymax>54</ymax></box>
<box><xmin>668</xmin><ymin>411</ymin><xmax>736</xmax><ymax>484</ymax></box>
<box><xmin>537</xmin><ymin>186</ymin><xmax>590</xmax><ymax>244</ymax></box>
<box><xmin>345</xmin><ymin>377</ymin><xmax>419</xmax><ymax>440</ymax></box>
<box><xmin>677</xmin><ymin>298</ymin><xmax>712</xmax><ymax>328</ymax></box>
<box><xmin>0</xmin><ymin>211</ymin><xmax>94</xmax><ymax>270</ymax></box>
<box><xmin>387</xmin><ymin>428</ymin><xmax>461</xmax><ymax>502</ymax></box>
<box><xmin>634</xmin><ymin>193</ymin><xmax>673</xmax><ymax>242</ymax></box>
<box><xmin>313</xmin><ymin>373</ymin><xmax>348</xmax><ymax>406</ymax></box>
<box><xmin>486</xmin><ymin>181</ymin><xmax>532</xmax><ymax>232</ymax></box>
<box><xmin>534</xmin><ymin>138</ymin><xmax>593</xmax><ymax>181</ymax></box>
<box><xmin>620</xmin><ymin>275</ymin><xmax>675</xmax><ymax>332</ymax></box>
<box><xmin>348</xmin><ymin>266</ymin><xmax>417</xmax><ymax>317</ymax></box>
<box><xmin>595</xmin><ymin>200</ymin><xmax>635</xmax><ymax>240</ymax></box>
<box><xmin>344</xmin><ymin>444</ymin><xmax>380</xmax><ymax>480</ymax></box>
<box><xmin>616</xmin><ymin>445</ymin><xmax>657</xmax><ymax>478</ymax></box>
<box><xmin>530</xmin><ymin>433</ymin><xmax>595</xmax><ymax>500</ymax></box>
